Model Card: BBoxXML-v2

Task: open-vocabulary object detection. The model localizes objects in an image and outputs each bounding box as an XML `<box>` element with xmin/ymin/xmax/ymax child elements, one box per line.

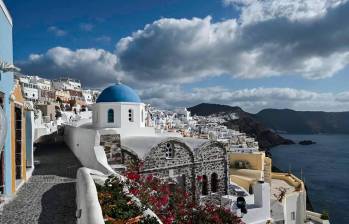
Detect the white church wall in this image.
<box><xmin>64</xmin><ymin>125</ymin><xmax>115</xmax><ymax>174</ymax></box>
<box><xmin>92</xmin><ymin>102</ymin><xmax>146</xmax><ymax>130</ymax></box>
<box><xmin>120</xmin><ymin>103</ymin><xmax>144</xmax><ymax>128</ymax></box>
<box><xmin>92</xmin><ymin>103</ymin><xmax>122</xmax><ymax>129</ymax></box>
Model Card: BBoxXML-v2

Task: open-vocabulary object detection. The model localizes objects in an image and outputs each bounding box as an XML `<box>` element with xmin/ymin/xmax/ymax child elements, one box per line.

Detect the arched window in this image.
<box><xmin>181</xmin><ymin>174</ymin><xmax>186</xmax><ymax>189</ymax></box>
<box><xmin>128</xmin><ymin>109</ymin><xmax>134</xmax><ymax>122</ymax></box>
<box><xmin>211</xmin><ymin>173</ymin><xmax>219</xmax><ymax>193</ymax></box>
<box><xmin>249</xmin><ymin>184</ymin><xmax>254</xmax><ymax>194</ymax></box>
<box><xmin>107</xmin><ymin>109</ymin><xmax>114</xmax><ymax>123</ymax></box>
<box><xmin>165</xmin><ymin>142</ymin><xmax>174</xmax><ymax>158</ymax></box>
<box><xmin>202</xmin><ymin>175</ymin><xmax>208</xmax><ymax>195</ymax></box>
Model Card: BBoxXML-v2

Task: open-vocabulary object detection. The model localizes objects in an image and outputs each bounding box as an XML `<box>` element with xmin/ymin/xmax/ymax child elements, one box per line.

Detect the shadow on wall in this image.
<box><xmin>38</xmin><ymin>183</ymin><xmax>77</xmax><ymax>224</ymax></box>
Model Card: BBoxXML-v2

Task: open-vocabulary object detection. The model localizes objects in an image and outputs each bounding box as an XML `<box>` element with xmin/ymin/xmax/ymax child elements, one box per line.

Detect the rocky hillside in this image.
<box><xmin>254</xmin><ymin>109</ymin><xmax>349</xmax><ymax>134</ymax></box>
<box><xmin>188</xmin><ymin>103</ymin><xmax>294</xmax><ymax>149</ymax></box>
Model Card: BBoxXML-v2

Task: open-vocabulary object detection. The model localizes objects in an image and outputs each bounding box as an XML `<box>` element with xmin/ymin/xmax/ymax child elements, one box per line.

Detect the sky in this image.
<box><xmin>5</xmin><ymin>0</ymin><xmax>349</xmax><ymax>113</ymax></box>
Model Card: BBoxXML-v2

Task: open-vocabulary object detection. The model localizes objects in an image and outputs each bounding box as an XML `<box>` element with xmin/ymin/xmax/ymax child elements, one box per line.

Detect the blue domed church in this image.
<box><xmin>88</xmin><ymin>82</ymin><xmax>228</xmax><ymax>200</ymax></box>
<box><xmin>92</xmin><ymin>82</ymin><xmax>154</xmax><ymax>136</ymax></box>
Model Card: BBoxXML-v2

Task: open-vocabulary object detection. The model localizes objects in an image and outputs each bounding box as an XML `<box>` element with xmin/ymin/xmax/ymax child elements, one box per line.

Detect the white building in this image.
<box><xmin>52</xmin><ymin>77</ymin><xmax>81</xmax><ymax>91</ymax></box>
<box><xmin>91</xmin><ymin>82</ymin><xmax>155</xmax><ymax>137</ymax></box>
<box><xmin>174</xmin><ymin>107</ymin><xmax>192</xmax><ymax>123</ymax></box>
<box><xmin>20</xmin><ymin>81</ymin><xmax>39</xmax><ymax>101</ymax></box>
<box><xmin>82</xmin><ymin>89</ymin><xmax>94</xmax><ymax>105</ymax></box>
<box><xmin>222</xmin><ymin>181</ymin><xmax>271</xmax><ymax>224</ymax></box>
<box><xmin>30</xmin><ymin>75</ymin><xmax>51</xmax><ymax>90</ymax></box>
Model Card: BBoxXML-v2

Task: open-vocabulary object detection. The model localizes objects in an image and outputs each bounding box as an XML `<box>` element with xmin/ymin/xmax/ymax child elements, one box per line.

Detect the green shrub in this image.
<box><xmin>321</xmin><ymin>210</ymin><xmax>330</xmax><ymax>220</ymax></box>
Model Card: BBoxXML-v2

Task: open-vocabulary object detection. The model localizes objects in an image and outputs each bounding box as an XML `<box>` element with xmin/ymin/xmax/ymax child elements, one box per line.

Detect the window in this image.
<box><xmin>249</xmin><ymin>184</ymin><xmax>254</xmax><ymax>194</ymax></box>
<box><xmin>107</xmin><ymin>109</ymin><xmax>114</xmax><ymax>123</ymax></box>
<box><xmin>165</xmin><ymin>142</ymin><xmax>174</xmax><ymax>158</ymax></box>
<box><xmin>202</xmin><ymin>175</ymin><xmax>208</xmax><ymax>195</ymax></box>
<box><xmin>291</xmin><ymin>212</ymin><xmax>295</xmax><ymax>220</ymax></box>
<box><xmin>128</xmin><ymin>109</ymin><xmax>134</xmax><ymax>122</ymax></box>
<box><xmin>141</xmin><ymin>109</ymin><xmax>144</xmax><ymax>123</ymax></box>
<box><xmin>211</xmin><ymin>173</ymin><xmax>219</xmax><ymax>193</ymax></box>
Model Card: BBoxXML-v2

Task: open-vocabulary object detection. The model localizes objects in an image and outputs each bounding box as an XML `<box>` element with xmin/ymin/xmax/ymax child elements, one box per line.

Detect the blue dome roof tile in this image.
<box><xmin>97</xmin><ymin>83</ymin><xmax>141</xmax><ymax>103</ymax></box>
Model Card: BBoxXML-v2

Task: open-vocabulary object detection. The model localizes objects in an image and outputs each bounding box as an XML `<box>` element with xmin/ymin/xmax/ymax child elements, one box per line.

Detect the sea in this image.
<box><xmin>271</xmin><ymin>134</ymin><xmax>349</xmax><ymax>224</ymax></box>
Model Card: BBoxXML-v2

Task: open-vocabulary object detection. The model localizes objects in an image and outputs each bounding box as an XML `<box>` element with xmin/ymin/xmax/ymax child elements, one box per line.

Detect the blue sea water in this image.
<box><xmin>271</xmin><ymin>134</ymin><xmax>349</xmax><ymax>224</ymax></box>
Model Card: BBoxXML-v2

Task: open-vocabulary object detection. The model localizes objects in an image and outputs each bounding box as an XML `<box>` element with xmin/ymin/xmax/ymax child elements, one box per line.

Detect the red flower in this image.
<box><xmin>211</xmin><ymin>213</ymin><xmax>221</xmax><ymax>223</ymax></box>
<box><xmin>130</xmin><ymin>188</ymin><xmax>140</xmax><ymax>196</ymax></box>
<box><xmin>159</xmin><ymin>195</ymin><xmax>169</xmax><ymax>206</ymax></box>
<box><xmin>146</xmin><ymin>174</ymin><xmax>153</xmax><ymax>182</ymax></box>
<box><xmin>197</xmin><ymin>175</ymin><xmax>203</xmax><ymax>182</ymax></box>
<box><xmin>163</xmin><ymin>215</ymin><xmax>175</xmax><ymax>224</ymax></box>
<box><xmin>126</xmin><ymin>171</ymin><xmax>140</xmax><ymax>181</ymax></box>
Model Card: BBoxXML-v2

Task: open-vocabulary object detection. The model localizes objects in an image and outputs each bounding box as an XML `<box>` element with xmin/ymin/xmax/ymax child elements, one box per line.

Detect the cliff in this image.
<box><xmin>254</xmin><ymin>109</ymin><xmax>349</xmax><ymax>134</ymax></box>
<box><xmin>188</xmin><ymin>103</ymin><xmax>294</xmax><ymax>150</ymax></box>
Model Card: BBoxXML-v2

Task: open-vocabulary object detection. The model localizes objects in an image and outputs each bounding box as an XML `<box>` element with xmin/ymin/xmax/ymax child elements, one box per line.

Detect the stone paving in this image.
<box><xmin>0</xmin><ymin>142</ymin><xmax>82</xmax><ymax>224</ymax></box>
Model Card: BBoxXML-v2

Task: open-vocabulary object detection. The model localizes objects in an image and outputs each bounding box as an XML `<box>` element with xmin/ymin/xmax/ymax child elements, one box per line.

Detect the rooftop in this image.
<box><xmin>96</xmin><ymin>82</ymin><xmax>141</xmax><ymax>103</ymax></box>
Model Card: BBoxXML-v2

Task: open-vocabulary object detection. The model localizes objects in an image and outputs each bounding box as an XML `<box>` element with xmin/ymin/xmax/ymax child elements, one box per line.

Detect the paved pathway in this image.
<box><xmin>0</xmin><ymin>142</ymin><xmax>82</xmax><ymax>224</ymax></box>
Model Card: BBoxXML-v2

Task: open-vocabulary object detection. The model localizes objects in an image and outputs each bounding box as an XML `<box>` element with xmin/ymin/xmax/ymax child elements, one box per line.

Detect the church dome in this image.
<box><xmin>96</xmin><ymin>83</ymin><xmax>141</xmax><ymax>103</ymax></box>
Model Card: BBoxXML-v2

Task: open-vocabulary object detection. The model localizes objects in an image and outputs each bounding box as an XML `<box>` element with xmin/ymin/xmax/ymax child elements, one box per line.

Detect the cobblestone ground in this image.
<box><xmin>0</xmin><ymin>142</ymin><xmax>82</xmax><ymax>224</ymax></box>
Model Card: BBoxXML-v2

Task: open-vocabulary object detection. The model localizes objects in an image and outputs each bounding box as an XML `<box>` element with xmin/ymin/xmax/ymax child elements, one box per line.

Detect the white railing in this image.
<box><xmin>76</xmin><ymin>168</ymin><xmax>105</xmax><ymax>224</ymax></box>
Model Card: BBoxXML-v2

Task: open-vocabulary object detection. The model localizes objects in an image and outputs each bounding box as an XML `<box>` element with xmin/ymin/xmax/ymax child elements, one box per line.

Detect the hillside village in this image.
<box><xmin>1</xmin><ymin>70</ymin><xmax>330</xmax><ymax>224</ymax></box>
<box><xmin>0</xmin><ymin>1</ymin><xmax>330</xmax><ymax>223</ymax></box>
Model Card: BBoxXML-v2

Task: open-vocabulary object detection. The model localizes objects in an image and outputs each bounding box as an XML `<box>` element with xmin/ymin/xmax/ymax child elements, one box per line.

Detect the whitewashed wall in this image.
<box><xmin>76</xmin><ymin>167</ymin><xmax>105</xmax><ymax>224</ymax></box>
<box><xmin>64</xmin><ymin>125</ymin><xmax>115</xmax><ymax>174</ymax></box>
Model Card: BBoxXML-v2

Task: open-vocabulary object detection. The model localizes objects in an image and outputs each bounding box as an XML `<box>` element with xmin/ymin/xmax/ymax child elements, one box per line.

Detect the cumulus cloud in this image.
<box><xmin>116</xmin><ymin>0</ymin><xmax>349</xmax><ymax>83</ymax></box>
<box><xmin>23</xmin><ymin>1</ymin><xmax>349</xmax><ymax>85</ymax></box>
<box><xmin>18</xmin><ymin>47</ymin><xmax>120</xmax><ymax>88</ymax></box>
<box><xmin>223</xmin><ymin>0</ymin><xmax>348</xmax><ymax>24</ymax></box>
<box><xmin>80</xmin><ymin>23</ymin><xmax>94</xmax><ymax>32</ymax></box>
<box><xmin>48</xmin><ymin>26</ymin><xmax>67</xmax><ymax>37</ymax></box>
<box><xmin>139</xmin><ymin>86</ymin><xmax>349</xmax><ymax>112</ymax></box>
<box><xmin>18</xmin><ymin>0</ymin><xmax>349</xmax><ymax>111</ymax></box>
<box><xmin>95</xmin><ymin>35</ymin><xmax>112</xmax><ymax>43</ymax></box>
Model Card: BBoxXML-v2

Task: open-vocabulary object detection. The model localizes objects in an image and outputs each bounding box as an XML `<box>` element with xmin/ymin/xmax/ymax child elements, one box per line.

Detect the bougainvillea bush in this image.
<box><xmin>96</xmin><ymin>176</ymin><xmax>160</xmax><ymax>224</ymax></box>
<box><xmin>97</xmin><ymin>161</ymin><xmax>243</xmax><ymax>224</ymax></box>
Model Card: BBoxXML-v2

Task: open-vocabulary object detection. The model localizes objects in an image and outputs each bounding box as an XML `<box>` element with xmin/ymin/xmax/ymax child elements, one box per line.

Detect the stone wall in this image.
<box><xmin>100</xmin><ymin>134</ymin><xmax>121</xmax><ymax>165</ymax></box>
<box><xmin>142</xmin><ymin>140</ymin><xmax>195</xmax><ymax>193</ymax></box>
<box><xmin>194</xmin><ymin>143</ymin><xmax>228</xmax><ymax>198</ymax></box>
<box><xmin>118</xmin><ymin>138</ymin><xmax>228</xmax><ymax>201</ymax></box>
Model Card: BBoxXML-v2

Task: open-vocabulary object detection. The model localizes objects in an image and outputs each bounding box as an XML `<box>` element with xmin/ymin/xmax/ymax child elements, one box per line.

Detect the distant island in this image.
<box><xmin>254</xmin><ymin>108</ymin><xmax>349</xmax><ymax>134</ymax></box>
<box><xmin>299</xmin><ymin>140</ymin><xmax>316</xmax><ymax>145</ymax></box>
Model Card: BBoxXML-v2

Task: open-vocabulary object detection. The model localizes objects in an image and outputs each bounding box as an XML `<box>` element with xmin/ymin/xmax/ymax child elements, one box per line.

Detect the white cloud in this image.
<box><xmin>27</xmin><ymin>1</ymin><xmax>349</xmax><ymax>85</ymax></box>
<box><xmin>115</xmin><ymin>5</ymin><xmax>349</xmax><ymax>82</ymax></box>
<box><xmin>18</xmin><ymin>47</ymin><xmax>120</xmax><ymax>88</ymax></box>
<box><xmin>48</xmin><ymin>26</ymin><xmax>67</xmax><ymax>37</ymax></box>
<box><xmin>223</xmin><ymin>0</ymin><xmax>348</xmax><ymax>24</ymax></box>
<box><xmin>139</xmin><ymin>86</ymin><xmax>349</xmax><ymax>112</ymax></box>
<box><xmin>80</xmin><ymin>23</ymin><xmax>94</xmax><ymax>32</ymax></box>
<box><xmin>95</xmin><ymin>35</ymin><xmax>112</xmax><ymax>43</ymax></box>
<box><xmin>18</xmin><ymin>1</ymin><xmax>349</xmax><ymax>111</ymax></box>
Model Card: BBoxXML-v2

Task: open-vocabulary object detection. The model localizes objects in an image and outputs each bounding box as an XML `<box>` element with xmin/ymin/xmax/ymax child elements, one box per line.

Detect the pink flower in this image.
<box><xmin>160</xmin><ymin>195</ymin><xmax>169</xmax><ymax>206</ymax></box>
<box><xmin>146</xmin><ymin>174</ymin><xmax>153</xmax><ymax>182</ymax></box>
<box><xmin>126</xmin><ymin>171</ymin><xmax>140</xmax><ymax>181</ymax></box>
<box><xmin>130</xmin><ymin>188</ymin><xmax>140</xmax><ymax>196</ymax></box>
